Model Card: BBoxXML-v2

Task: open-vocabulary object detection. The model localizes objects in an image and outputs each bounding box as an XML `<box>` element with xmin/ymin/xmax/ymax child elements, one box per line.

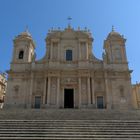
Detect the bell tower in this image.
<box><xmin>103</xmin><ymin>27</ymin><xmax>127</xmax><ymax>64</ymax></box>
<box><xmin>11</xmin><ymin>30</ymin><xmax>35</xmax><ymax>64</ymax></box>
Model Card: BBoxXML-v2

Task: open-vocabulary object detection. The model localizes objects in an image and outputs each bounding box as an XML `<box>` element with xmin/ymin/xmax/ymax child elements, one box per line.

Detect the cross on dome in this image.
<box><xmin>67</xmin><ymin>16</ymin><xmax>72</xmax><ymax>27</ymax></box>
<box><xmin>112</xmin><ymin>25</ymin><xmax>115</xmax><ymax>32</ymax></box>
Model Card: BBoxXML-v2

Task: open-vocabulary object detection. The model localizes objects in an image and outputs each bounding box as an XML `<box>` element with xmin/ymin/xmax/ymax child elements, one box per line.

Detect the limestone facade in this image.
<box><xmin>0</xmin><ymin>73</ymin><xmax>7</xmax><ymax>103</ymax></box>
<box><xmin>132</xmin><ymin>83</ymin><xmax>140</xmax><ymax>109</ymax></box>
<box><xmin>4</xmin><ymin>26</ymin><xmax>133</xmax><ymax>109</ymax></box>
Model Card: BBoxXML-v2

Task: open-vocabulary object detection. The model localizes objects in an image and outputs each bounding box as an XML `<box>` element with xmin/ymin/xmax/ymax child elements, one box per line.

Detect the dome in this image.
<box><xmin>109</xmin><ymin>31</ymin><xmax>121</xmax><ymax>36</ymax></box>
<box><xmin>19</xmin><ymin>26</ymin><xmax>32</xmax><ymax>37</ymax></box>
<box><xmin>107</xmin><ymin>26</ymin><xmax>123</xmax><ymax>39</ymax></box>
<box><xmin>14</xmin><ymin>29</ymin><xmax>32</xmax><ymax>41</ymax></box>
<box><xmin>108</xmin><ymin>31</ymin><xmax>122</xmax><ymax>38</ymax></box>
<box><xmin>20</xmin><ymin>30</ymin><xmax>31</xmax><ymax>37</ymax></box>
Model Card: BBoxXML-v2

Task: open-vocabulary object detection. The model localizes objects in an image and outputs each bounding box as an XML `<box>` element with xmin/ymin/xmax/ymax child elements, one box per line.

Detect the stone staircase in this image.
<box><xmin>0</xmin><ymin>109</ymin><xmax>140</xmax><ymax>139</ymax></box>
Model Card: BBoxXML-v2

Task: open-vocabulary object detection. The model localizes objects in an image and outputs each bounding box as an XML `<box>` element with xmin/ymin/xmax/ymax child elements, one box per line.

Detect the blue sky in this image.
<box><xmin>0</xmin><ymin>0</ymin><xmax>140</xmax><ymax>83</ymax></box>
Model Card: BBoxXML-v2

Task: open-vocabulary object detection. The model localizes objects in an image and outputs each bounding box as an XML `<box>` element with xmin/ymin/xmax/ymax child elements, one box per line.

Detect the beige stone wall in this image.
<box><xmin>0</xmin><ymin>73</ymin><xmax>7</xmax><ymax>102</ymax></box>
<box><xmin>132</xmin><ymin>83</ymin><xmax>140</xmax><ymax>109</ymax></box>
<box><xmin>4</xmin><ymin>26</ymin><xmax>134</xmax><ymax>110</ymax></box>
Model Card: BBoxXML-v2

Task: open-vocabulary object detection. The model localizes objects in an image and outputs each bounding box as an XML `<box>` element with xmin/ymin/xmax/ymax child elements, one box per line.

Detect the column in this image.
<box><xmin>47</xmin><ymin>77</ymin><xmax>51</xmax><ymax>105</ymax></box>
<box><xmin>58</xmin><ymin>42</ymin><xmax>60</xmax><ymax>60</ymax></box>
<box><xmin>43</xmin><ymin>78</ymin><xmax>46</xmax><ymax>105</ymax></box>
<box><xmin>87</xmin><ymin>77</ymin><xmax>91</xmax><ymax>105</ymax></box>
<box><xmin>29</xmin><ymin>72</ymin><xmax>33</xmax><ymax>108</ymax></box>
<box><xmin>91</xmin><ymin>77</ymin><xmax>95</xmax><ymax>105</ymax></box>
<box><xmin>13</xmin><ymin>49</ymin><xmax>16</xmax><ymax>62</ymax></box>
<box><xmin>79</xmin><ymin>42</ymin><xmax>81</xmax><ymax>60</ymax></box>
<box><xmin>122</xmin><ymin>46</ymin><xmax>127</xmax><ymax>62</ymax></box>
<box><xmin>121</xmin><ymin>47</ymin><xmax>124</xmax><ymax>62</ymax></box>
<box><xmin>78</xmin><ymin>77</ymin><xmax>81</xmax><ymax>108</ymax></box>
<box><xmin>135</xmin><ymin>85</ymin><xmax>139</xmax><ymax>108</ymax></box>
<box><xmin>50</xmin><ymin>42</ymin><xmax>53</xmax><ymax>59</ymax></box>
<box><xmin>24</xmin><ymin>78</ymin><xmax>27</xmax><ymax>107</ymax></box>
<box><xmin>56</xmin><ymin>77</ymin><xmax>60</xmax><ymax>107</ymax></box>
<box><xmin>86</xmin><ymin>42</ymin><xmax>88</xmax><ymax>60</ymax></box>
<box><xmin>105</xmin><ymin>72</ymin><xmax>112</xmax><ymax>109</ymax></box>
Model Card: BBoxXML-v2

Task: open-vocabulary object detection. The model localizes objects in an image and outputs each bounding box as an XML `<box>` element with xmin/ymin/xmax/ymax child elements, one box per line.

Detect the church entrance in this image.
<box><xmin>64</xmin><ymin>89</ymin><xmax>74</xmax><ymax>108</ymax></box>
<box><xmin>97</xmin><ymin>96</ymin><xmax>104</xmax><ymax>109</ymax></box>
<box><xmin>35</xmin><ymin>96</ymin><xmax>41</xmax><ymax>109</ymax></box>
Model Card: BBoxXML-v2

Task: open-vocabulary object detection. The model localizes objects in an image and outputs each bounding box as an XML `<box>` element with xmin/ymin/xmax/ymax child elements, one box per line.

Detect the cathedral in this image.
<box><xmin>4</xmin><ymin>25</ymin><xmax>133</xmax><ymax>109</ymax></box>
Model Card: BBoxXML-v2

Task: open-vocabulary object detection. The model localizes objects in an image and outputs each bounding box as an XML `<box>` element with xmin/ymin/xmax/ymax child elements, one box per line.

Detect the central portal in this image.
<box><xmin>64</xmin><ymin>89</ymin><xmax>74</xmax><ymax>108</ymax></box>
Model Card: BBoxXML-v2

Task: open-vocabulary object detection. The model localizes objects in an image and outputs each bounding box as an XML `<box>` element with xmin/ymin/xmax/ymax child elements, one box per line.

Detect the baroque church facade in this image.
<box><xmin>4</xmin><ymin>25</ymin><xmax>133</xmax><ymax>109</ymax></box>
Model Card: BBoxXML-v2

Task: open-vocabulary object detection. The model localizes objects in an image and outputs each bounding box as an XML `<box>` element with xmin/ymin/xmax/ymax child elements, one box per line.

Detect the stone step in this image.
<box><xmin>0</xmin><ymin>134</ymin><xmax>140</xmax><ymax>138</ymax></box>
<box><xmin>0</xmin><ymin>110</ymin><xmax>140</xmax><ymax>139</ymax></box>
<box><xmin>0</xmin><ymin>109</ymin><xmax>140</xmax><ymax>120</ymax></box>
<box><xmin>0</xmin><ymin>123</ymin><xmax>140</xmax><ymax>126</ymax></box>
<box><xmin>1</xmin><ymin>124</ymin><xmax>140</xmax><ymax>128</ymax></box>
<box><xmin>0</xmin><ymin>128</ymin><xmax>140</xmax><ymax>131</ymax></box>
<box><xmin>1</xmin><ymin>137</ymin><xmax>140</xmax><ymax>140</ymax></box>
<box><xmin>0</xmin><ymin>124</ymin><xmax>139</xmax><ymax>128</ymax></box>
<box><xmin>1</xmin><ymin>128</ymin><xmax>140</xmax><ymax>131</ymax></box>
<box><xmin>0</xmin><ymin>129</ymin><xmax>140</xmax><ymax>132</ymax></box>
<box><xmin>1</xmin><ymin>120</ymin><xmax>140</xmax><ymax>122</ymax></box>
<box><xmin>0</xmin><ymin>131</ymin><xmax>140</xmax><ymax>135</ymax></box>
<box><xmin>0</xmin><ymin>120</ymin><xmax>140</xmax><ymax>139</ymax></box>
<box><xmin>0</xmin><ymin>120</ymin><xmax>138</xmax><ymax>122</ymax></box>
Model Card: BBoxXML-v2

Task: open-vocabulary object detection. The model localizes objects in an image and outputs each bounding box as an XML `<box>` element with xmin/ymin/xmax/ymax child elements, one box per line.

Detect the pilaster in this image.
<box><xmin>86</xmin><ymin>42</ymin><xmax>88</xmax><ymax>60</ymax></box>
<box><xmin>105</xmin><ymin>72</ymin><xmax>112</xmax><ymax>109</ymax></box>
<box><xmin>50</xmin><ymin>42</ymin><xmax>53</xmax><ymax>59</ymax></box>
<box><xmin>43</xmin><ymin>77</ymin><xmax>46</xmax><ymax>105</ymax></box>
<box><xmin>78</xmin><ymin>77</ymin><xmax>81</xmax><ymax>108</ymax></box>
<box><xmin>78</xmin><ymin>42</ymin><xmax>81</xmax><ymax>60</ymax></box>
<box><xmin>28</xmin><ymin>72</ymin><xmax>33</xmax><ymax>108</ymax></box>
<box><xmin>91</xmin><ymin>77</ymin><xmax>95</xmax><ymax>104</ymax></box>
<box><xmin>56</xmin><ymin>77</ymin><xmax>60</xmax><ymax>107</ymax></box>
<box><xmin>87</xmin><ymin>77</ymin><xmax>91</xmax><ymax>105</ymax></box>
<box><xmin>58</xmin><ymin>43</ymin><xmax>60</xmax><ymax>60</ymax></box>
<box><xmin>47</xmin><ymin>77</ymin><xmax>51</xmax><ymax>105</ymax></box>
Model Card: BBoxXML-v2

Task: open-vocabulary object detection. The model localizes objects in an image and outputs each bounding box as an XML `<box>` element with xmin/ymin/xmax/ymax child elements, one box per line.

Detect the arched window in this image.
<box><xmin>66</xmin><ymin>50</ymin><xmax>72</xmax><ymax>61</ymax></box>
<box><xmin>18</xmin><ymin>50</ymin><xmax>24</xmax><ymax>59</ymax></box>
